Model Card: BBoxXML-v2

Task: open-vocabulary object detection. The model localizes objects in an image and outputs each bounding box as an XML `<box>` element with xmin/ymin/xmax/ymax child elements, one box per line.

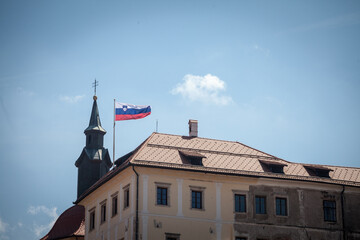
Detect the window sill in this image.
<box><xmin>156</xmin><ymin>204</ymin><xmax>170</xmax><ymax>207</ymax></box>
<box><xmin>191</xmin><ymin>207</ymin><xmax>205</xmax><ymax>211</ymax></box>
<box><xmin>325</xmin><ymin>220</ymin><xmax>337</xmax><ymax>224</ymax></box>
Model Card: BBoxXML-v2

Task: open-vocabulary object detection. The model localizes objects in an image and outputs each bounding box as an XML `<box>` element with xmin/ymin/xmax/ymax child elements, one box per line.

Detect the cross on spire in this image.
<box><xmin>92</xmin><ymin>79</ymin><xmax>98</xmax><ymax>96</ymax></box>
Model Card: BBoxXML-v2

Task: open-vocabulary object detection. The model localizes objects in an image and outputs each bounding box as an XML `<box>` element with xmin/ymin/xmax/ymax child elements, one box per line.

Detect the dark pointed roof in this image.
<box><xmin>84</xmin><ymin>96</ymin><xmax>106</xmax><ymax>133</ymax></box>
<box><xmin>40</xmin><ymin>205</ymin><xmax>84</xmax><ymax>240</ymax></box>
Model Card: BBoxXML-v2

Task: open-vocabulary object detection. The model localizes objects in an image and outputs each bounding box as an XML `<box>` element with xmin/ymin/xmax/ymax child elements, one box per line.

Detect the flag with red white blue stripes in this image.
<box><xmin>115</xmin><ymin>102</ymin><xmax>151</xmax><ymax>121</ymax></box>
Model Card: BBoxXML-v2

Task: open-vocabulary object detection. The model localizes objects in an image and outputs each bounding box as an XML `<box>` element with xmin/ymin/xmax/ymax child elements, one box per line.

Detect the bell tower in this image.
<box><xmin>75</xmin><ymin>84</ymin><xmax>112</xmax><ymax>199</ymax></box>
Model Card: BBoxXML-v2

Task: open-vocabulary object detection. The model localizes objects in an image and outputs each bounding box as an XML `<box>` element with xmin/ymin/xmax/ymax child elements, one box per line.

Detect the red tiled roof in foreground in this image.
<box><xmin>40</xmin><ymin>205</ymin><xmax>84</xmax><ymax>240</ymax></box>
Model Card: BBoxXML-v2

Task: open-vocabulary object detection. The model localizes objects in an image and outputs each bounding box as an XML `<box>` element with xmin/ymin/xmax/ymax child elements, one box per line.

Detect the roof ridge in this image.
<box><xmin>147</xmin><ymin>143</ymin><xmax>282</xmax><ymax>160</ymax></box>
<box><xmin>154</xmin><ymin>132</ymin><xmax>244</xmax><ymax>144</ymax></box>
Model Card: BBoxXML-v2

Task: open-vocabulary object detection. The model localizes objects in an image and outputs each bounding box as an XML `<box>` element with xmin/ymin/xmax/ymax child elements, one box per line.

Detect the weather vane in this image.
<box><xmin>92</xmin><ymin>79</ymin><xmax>98</xmax><ymax>100</ymax></box>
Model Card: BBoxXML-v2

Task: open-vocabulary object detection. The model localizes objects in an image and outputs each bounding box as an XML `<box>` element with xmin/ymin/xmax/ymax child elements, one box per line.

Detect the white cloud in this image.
<box><xmin>28</xmin><ymin>206</ymin><xmax>58</xmax><ymax>219</ymax></box>
<box><xmin>59</xmin><ymin>95</ymin><xmax>85</xmax><ymax>104</ymax></box>
<box><xmin>27</xmin><ymin>206</ymin><xmax>58</xmax><ymax>237</ymax></box>
<box><xmin>171</xmin><ymin>74</ymin><xmax>233</xmax><ymax>105</ymax></box>
<box><xmin>32</xmin><ymin>223</ymin><xmax>54</xmax><ymax>238</ymax></box>
<box><xmin>0</xmin><ymin>217</ymin><xmax>8</xmax><ymax>233</ymax></box>
<box><xmin>0</xmin><ymin>217</ymin><xmax>9</xmax><ymax>240</ymax></box>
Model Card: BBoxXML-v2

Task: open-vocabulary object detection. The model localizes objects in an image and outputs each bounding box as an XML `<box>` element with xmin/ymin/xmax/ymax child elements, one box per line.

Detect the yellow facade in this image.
<box><xmin>78</xmin><ymin>164</ymin><xmax>356</xmax><ymax>240</ymax></box>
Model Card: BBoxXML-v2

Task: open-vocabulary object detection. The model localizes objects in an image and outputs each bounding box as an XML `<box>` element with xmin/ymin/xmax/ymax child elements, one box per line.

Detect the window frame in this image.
<box><xmin>100</xmin><ymin>201</ymin><xmax>106</xmax><ymax>224</ymax></box>
<box><xmin>323</xmin><ymin>200</ymin><xmax>336</xmax><ymax>222</ymax></box>
<box><xmin>234</xmin><ymin>193</ymin><xmax>247</xmax><ymax>213</ymax></box>
<box><xmin>189</xmin><ymin>186</ymin><xmax>205</xmax><ymax>210</ymax></box>
<box><xmin>191</xmin><ymin>190</ymin><xmax>202</xmax><ymax>209</ymax></box>
<box><xmin>157</xmin><ymin>187</ymin><xmax>168</xmax><ymax>205</ymax></box>
<box><xmin>275</xmin><ymin>197</ymin><xmax>288</xmax><ymax>216</ymax></box>
<box><xmin>155</xmin><ymin>182</ymin><xmax>171</xmax><ymax>207</ymax></box>
<box><xmin>255</xmin><ymin>196</ymin><xmax>267</xmax><ymax>214</ymax></box>
<box><xmin>111</xmin><ymin>192</ymin><xmax>118</xmax><ymax>217</ymax></box>
<box><xmin>123</xmin><ymin>184</ymin><xmax>130</xmax><ymax>210</ymax></box>
<box><xmin>89</xmin><ymin>208</ymin><xmax>95</xmax><ymax>231</ymax></box>
<box><xmin>165</xmin><ymin>232</ymin><xmax>180</xmax><ymax>240</ymax></box>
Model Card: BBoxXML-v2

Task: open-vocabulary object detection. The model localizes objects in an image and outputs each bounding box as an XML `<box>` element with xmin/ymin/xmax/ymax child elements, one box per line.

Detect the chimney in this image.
<box><xmin>188</xmin><ymin>119</ymin><xmax>198</xmax><ymax>137</ymax></box>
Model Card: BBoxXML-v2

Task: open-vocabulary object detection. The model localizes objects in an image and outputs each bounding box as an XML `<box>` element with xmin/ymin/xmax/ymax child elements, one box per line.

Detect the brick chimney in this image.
<box><xmin>188</xmin><ymin>119</ymin><xmax>198</xmax><ymax>137</ymax></box>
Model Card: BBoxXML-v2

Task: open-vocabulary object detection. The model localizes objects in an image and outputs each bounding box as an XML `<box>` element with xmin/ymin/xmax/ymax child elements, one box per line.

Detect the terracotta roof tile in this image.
<box><xmin>130</xmin><ymin>133</ymin><xmax>360</xmax><ymax>186</ymax></box>
<box><xmin>40</xmin><ymin>205</ymin><xmax>84</xmax><ymax>240</ymax></box>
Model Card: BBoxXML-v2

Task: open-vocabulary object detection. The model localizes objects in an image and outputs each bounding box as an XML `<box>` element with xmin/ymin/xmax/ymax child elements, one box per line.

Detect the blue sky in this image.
<box><xmin>0</xmin><ymin>0</ymin><xmax>359</xmax><ymax>239</ymax></box>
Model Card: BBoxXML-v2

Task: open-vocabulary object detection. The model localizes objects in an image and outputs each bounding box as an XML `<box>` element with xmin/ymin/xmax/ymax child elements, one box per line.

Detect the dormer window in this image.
<box><xmin>179</xmin><ymin>150</ymin><xmax>205</xmax><ymax>166</ymax></box>
<box><xmin>304</xmin><ymin>165</ymin><xmax>332</xmax><ymax>178</ymax></box>
<box><xmin>259</xmin><ymin>160</ymin><xmax>287</xmax><ymax>174</ymax></box>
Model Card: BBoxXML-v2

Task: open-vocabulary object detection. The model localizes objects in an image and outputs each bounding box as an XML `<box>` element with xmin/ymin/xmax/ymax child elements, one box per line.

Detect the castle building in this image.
<box><xmin>75</xmin><ymin>118</ymin><xmax>360</xmax><ymax>240</ymax></box>
<box><xmin>45</xmin><ymin>95</ymin><xmax>360</xmax><ymax>240</ymax></box>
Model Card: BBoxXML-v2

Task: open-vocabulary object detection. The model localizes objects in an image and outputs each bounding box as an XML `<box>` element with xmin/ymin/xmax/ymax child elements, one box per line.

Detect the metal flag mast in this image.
<box><xmin>113</xmin><ymin>99</ymin><xmax>116</xmax><ymax>166</ymax></box>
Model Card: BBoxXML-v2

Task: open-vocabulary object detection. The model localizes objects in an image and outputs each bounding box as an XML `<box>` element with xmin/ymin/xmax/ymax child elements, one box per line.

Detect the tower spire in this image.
<box><xmin>75</xmin><ymin>81</ymin><xmax>112</xmax><ymax>199</ymax></box>
<box><xmin>85</xmin><ymin>80</ymin><xmax>105</xmax><ymax>133</ymax></box>
<box><xmin>84</xmin><ymin>99</ymin><xmax>106</xmax><ymax>133</ymax></box>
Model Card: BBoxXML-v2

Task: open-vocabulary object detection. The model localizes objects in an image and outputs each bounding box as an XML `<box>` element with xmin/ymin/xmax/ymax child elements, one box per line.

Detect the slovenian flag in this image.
<box><xmin>115</xmin><ymin>102</ymin><xmax>151</xmax><ymax>121</ymax></box>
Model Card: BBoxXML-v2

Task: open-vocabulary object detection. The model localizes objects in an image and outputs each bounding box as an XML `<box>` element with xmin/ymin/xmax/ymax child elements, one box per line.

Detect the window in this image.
<box><xmin>304</xmin><ymin>165</ymin><xmax>332</xmax><ymax>178</ymax></box>
<box><xmin>276</xmin><ymin>197</ymin><xmax>287</xmax><ymax>216</ymax></box>
<box><xmin>165</xmin><ymin>233</ymin><xmax>180</xmax><ymax>240</ymax></box>
<box><xmin>157</xmin><ymin>187</ymin><xmax>168</xmax><ymax>205</ymax></box>
<box><xmin>191</xmin><ymin>190</ymin><xmax>203</xmax><ymax>209</ymax></box>
<box><xmin>179</xmin><ymin>150</ymin><xmax>205</xmax><ymax>165</ymax></box>
<box><xmin>255</xmin><ymin>196</ymin><xmax>266</xmax><ymax>214</ymax></box>
<box><xmin>112</xmin><ymin>195</ymin><xmax>118</xmax><ymax>217</ymax></box>
<box><xmin>123</xmin><ymin>184</ymin><xmax>130</xmax><ymax>209</ymax></box>
<box><xmin>100</xmin><ymin>203</ymin><xmax>106</xmax><ymax>224</ymax></box>
<box><xmin>124</xmin><ymin>186</ymin><xmax>130</xmax><ymax>209</ymax></box>
<box><xmin>235</xmin><ymin>194</ymin><xmax>246</xmax><ymax>213</ymax></box>
<box><xmin>259</xmin><ymin>160</ymin><xmax>286</xmax><ymax>174</ymax></box>
<box><xmin>268</xmin><ymin>165</ymin><xmax>284</xmax><ymax>173</ymax></box>
<box><xmin>323</xmin><ymin>200</ymin><xmax>336</xmax><ymax>222</ymax></box>
<box><xmin>89</xmin><ymin>210</ymin><xmax>95</xmax><ymax>231</ymax></box>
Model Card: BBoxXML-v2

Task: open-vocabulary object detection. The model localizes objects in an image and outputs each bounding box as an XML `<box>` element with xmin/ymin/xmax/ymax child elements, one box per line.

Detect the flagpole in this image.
<box><xmin>113</xmin><ymin>99</ymin><xmax>116</xmax><ymax>166</ymax></box>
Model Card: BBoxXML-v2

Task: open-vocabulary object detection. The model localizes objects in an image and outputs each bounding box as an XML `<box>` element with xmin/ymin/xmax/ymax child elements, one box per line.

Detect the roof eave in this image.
<box><xmin>130</xmin><ymin>160</ymin><xmax>360</xmax><ymax>188</ymax></box>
